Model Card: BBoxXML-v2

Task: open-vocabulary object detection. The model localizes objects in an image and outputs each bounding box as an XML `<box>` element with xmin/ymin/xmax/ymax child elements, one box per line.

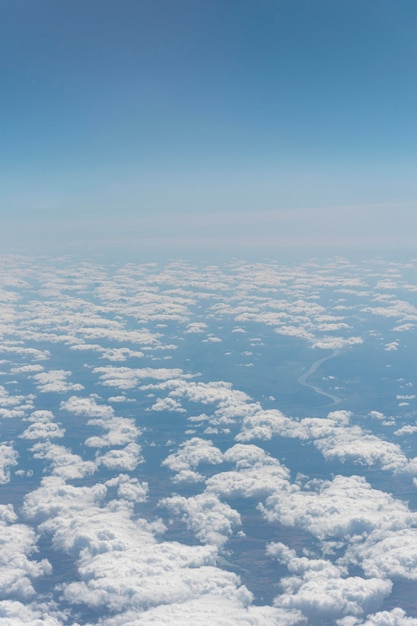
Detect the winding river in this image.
<box><xmin>297</xmin><ymin>349</ymin><xmax>342</xmax><ymax>406</ymax></box>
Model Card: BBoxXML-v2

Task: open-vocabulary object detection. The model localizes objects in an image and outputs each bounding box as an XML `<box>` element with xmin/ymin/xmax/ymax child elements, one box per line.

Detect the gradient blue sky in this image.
<box><xmin>2</xmin><ymin>0</ymin><xmax>417</xmax><ymax>256</ymax></box>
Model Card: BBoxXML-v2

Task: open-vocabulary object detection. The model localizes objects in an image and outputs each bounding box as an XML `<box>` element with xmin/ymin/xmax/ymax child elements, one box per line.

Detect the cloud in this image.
<box><xmin>33</xmin><ymin>370</ymin><xmax>84</xmax><ymax>394</ymax></box>
<box><xmin>161</xmin><ymin>492</ymin><xmax>241</xmax><ymax>547</ymax></box>
<box><xmin>238</xmin><ymin>409</ymin><xmax>410</xmax><ymax>473</ymax></box>
<box><xmin>93</xmin><ymin>366</ymin><xmax>186</xmax><ymax>389</ymax></box>
<box><xmin>0</xmin><ymin>386</ymin><xmax>35</xmax><ymax>419</ymax></box>
<box><xmin>85</xmin><ymin>416</ymin><xmax>140</xmax><ymax>448</ymax></box>
<box><xmin>22</xmin><ymin>476</ymin><xmax>259</xmax><ymax>619</ymax></box>
<box><xmin>344</xmin><ymin>528</ymin><xmax>417</xmax><ymax>580</ymax></box>
<box><xmin>206</xmin><ymin>444</ymin><xmax>290</xmax><ymax>499</ymax></box>
<box><xmin>103</xmin><ymin>595</ymin><xmax>305</xmax><ymax>625</ymax></box>
<box><xmin>260</xmin><ymin>474</ymin><xmax>416</xmax><ymax>541</ymax></box>
<box><xmin>0</xmin><ymin>444</ymin><xmax>18</xmax><ymax>484</ymax></box>
<box><xmin>162</xmin><ymin>437</ymin><xmax>223</xmax><ymax>479</ymax></box>
<box><xmin>341</xmin><ymin>608</ymin><xmax>417</xmax><ymax>625</ymax></box>
<box><xmin>105</xmin><ymin>474</ymin><xmax>148</xmax><ymax>503</ymax></box>
<box><xmin>268</xmin><ymin>541</ymin><xmax>391</xmax><ymax>619</ymax></box>
<box><xmin>30</xmin><ymin>442</ymin><xmax>96</xmax><ymax>480</ymax></box>
<box><xmin>0</xmin><ymin>505</ymin><xmax>52</xmax><ymax>601</ymax></box>
<box><xmin>96</xmin><ymin>442</ymin><xmax>143</xmax><ymax>471</ymax></box>
<box><xmin>0</xmin><ymin>600</ymin><xmax>64</xmax><ymax>625</ymax></box>
<box><xmin>60</xmin><ymin>395</ymin><xmax>114</xmax><ymax>418</ymax></box>
<box><xmin>150</xmin><ymin>396</ymin><xmax>185</xmax><ymax>412</ymax></box>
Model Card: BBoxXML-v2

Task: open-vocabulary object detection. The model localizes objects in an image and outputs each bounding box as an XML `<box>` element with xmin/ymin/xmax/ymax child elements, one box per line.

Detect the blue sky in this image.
<box><xmin>1</xmin><ymin>0</ymin><xmax>417</xmax><ymax>256</ymax></box>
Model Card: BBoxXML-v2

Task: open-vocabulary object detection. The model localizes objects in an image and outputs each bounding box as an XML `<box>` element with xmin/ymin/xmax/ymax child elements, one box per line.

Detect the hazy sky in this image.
<box><xmin>2</xmin><ymin>0</ymin><xmax>417</xmax><ymax>256</ymax></box>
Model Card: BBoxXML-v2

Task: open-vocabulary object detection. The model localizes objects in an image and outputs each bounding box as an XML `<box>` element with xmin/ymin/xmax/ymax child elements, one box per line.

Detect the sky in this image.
<box><xmin>1</xmin><ymin>0</ymin><xmax>417</xmax><ymax>256</ymax></box>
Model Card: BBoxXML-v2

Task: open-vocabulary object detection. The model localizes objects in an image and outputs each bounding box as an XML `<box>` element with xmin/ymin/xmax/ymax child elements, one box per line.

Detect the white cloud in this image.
<box><xmin>60</xmin><ymin>395</ymin><xmax>114</xmax><ymax>418</ymax></box>
<box><xmin>93</xmin><ymin>366</ymin><xmax>186</xmax><ymax>389</ymax></box>
<box><xmin>30</xmin><ymin>442</ymin><xmax>96</xmax><ymax>480</ymax></box>
<box><xmin>104</xmin><ymin>596</ymin><xmax>305</xmax><ymax>625</ymax></box>
<box><xmin>162</xmin><ymin>437</ymin><xmax>223</xmax><ymax>478</ymax></box>
<box><xmin>97</xmin><ymin>442</ymin><xmax>143</xmax><ymax>471</ymax></box>
<box><xmin>260</xmin><ymin>474</ymin><xmax>417</xmax><ymax>541</ymax></box>
<box><xmin>342</xmin><ymin>608</ymin><xmax>417</xmax><ymax>625</ymax></box>
<box><xmin>0</xmin><ymin>505</ymin><xmax>51</xmax><ymax>601</ymax></box>
<box><xmin>150</xmin><ymin>396</ymin><xmax>185</xmax><ymax>412</ymax></box>
<box><xmin>345</xmin><ymin>528</ymin><xmax>417</xmax><ymax>580</ymax></box>
<box><xmin>161</xmin><ymin>492</ymin><xmax>241</xmax><ymax>547</ymax></box>
<box><xmin>105</xmin><ymin>474</ymin><xmax>148</xmax><ymax>503</ymax></box>
<box><xmin>85</xmin><ymin>416</ymin><xmax>140</xmax><ymax>448</ymax></box>
<box><xmin>33</xmin><ymin>370</ymin><xmax>84</xmax><ymax>393</ymax></box>
<box><xmin>0</xmin><ymin>600</ymin><xmax>64</xmax><ymax>625</ymax></box>
<box><xmin>19</xmin><ymin>418</ymin><xmax>65</xmax><ymax>440</ymax></box>
<box><xmin>268</xmin><ymin>541</ymin><xmax>391</xmax><ymax>619</ymax></box>
<box><xmin>206</xmin><ymin>444</ymin><xmax>290</xmax><ymax>499</ymax></box>
<box><xmin>0</xmin><ymin>444</ymin><xmax>18</xmax><ymax>484</ymax></box>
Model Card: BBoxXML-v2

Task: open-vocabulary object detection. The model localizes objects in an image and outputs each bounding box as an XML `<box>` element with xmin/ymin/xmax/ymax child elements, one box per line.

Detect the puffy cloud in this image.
<box><xmin>206</xmin><ymin>444</ymin><xmax>290</xmax><ymax>499</ymax></box>
<box><xmin>85</xmin><ymin>416</ymin><xmax>140</xmax><ymax>448</ymax></box>
<box><xmin>260</xmin><ymin>475</ymin><xmax>416</xmax><ymax>541</ymax></box>
<box><xmin>22</xmin><ymin>476</ymin><xmax>260</xmax><ymax>619</ymax></box>
<box><xmin>0</xmin><ymin>600</ymin><xmax>64</xmax><ymax>625</ymax></box>
<box><xmin>394</xmin><ymin>425</ymin><xmax>417</xmax><ymax>436</ymax></box>
<box><xmin>0</xmin><ymin>505</ymin><xmax>51</xmax><ymax>601</ymax></box>
<box><xmin>93</xmin><ymin>366</ymin><xmax>185</xmax><ymax>389</ymax></box>
<box><xmin>19</xmin><ymin>410</ymin><xmax>64</xmax><ymax>440</ymax></box>
<box><xmin>312</xmin><ymin>336</ymin><xmax>363</xmax><ymax>350</ymax></box>
<box><xmin>238</xmin><ymin>409</ymin><xmax>410</xmax><ymax>473</ymax></box>
<box><xmin>342</xmin><ymin>608</ymin><xmax>417</xmax><ymax>625</ymax></box>
<box><xmin>33</xmin><ymin>370</ymin><xmax>84</xmax><ymax>393</ymax></box>
<box><xmin>345</xmin><ymin>528</ymin><xmax>417</xmax><ymax>580</ymax></box>
<box><xmin>275</xmin><ymin>570</ymin><xmax>391</xmax><ymax>620</ymax></box>
<box><xmin>96</xmin><ymin>442</ymin><xmax>143</xmax><ymax>471</ymax></box>
<box><xmin>0</xmin><ymin>444</ymin><xmax>18</xmax><ymax>483</ymax></box>
<box><xmin>19</xmin><ymin>421</ymin><xmax>64</xmax><ymax>440</ymax></box>
<box><xmin>102</xmin><ymin>596</ymin><xmax>305</xmax><ymax>625</ymax></box>
<box><xmin>60</xmin><ymin>395</ymin><xmax>114</xmax><ymax>418</ymax></box>
<box><xmin>161</xmin><ymin>492</ymin><xmax>241</xmax><ymax>547</ymax></box>
<box><xmin>106</xmin><ymin>474</ymin><xmax>148</xmax><ymax>503</ymax></box>
<box><xmin>236</xmin><ymin>409</ymin><xmax>301</xmax><ymax>442</ymax></box>
<box><xmin>150</xmin><ymin>396</ymin><xmax>185</xmax><ymax>412</ymax></box>
<box><xmin>268</xmin><ymin>542</ymin><xmax>391</xmax><ymax>619</ymax></box>
<box><xmin>162</xmin><ymin>437</ymin><xmax>223</xmax><ymax>478</ymax></box>
<box><xmin>185</xmin><ymin>322</ymin><xmax>208</xmax><ymax>333</ymax></box>
<box><xmin>30</xmin><ymin>442</ymin><xmax>96</xmax><ymax>480</ymax></box>
<box><xmin>0</xmin><ymin>386</ymin><xmax>34</xmax><ymax>419</ymax></box>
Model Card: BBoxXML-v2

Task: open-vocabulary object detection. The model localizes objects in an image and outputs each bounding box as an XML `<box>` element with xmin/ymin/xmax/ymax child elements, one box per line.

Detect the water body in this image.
<box><xmin>297</xmin><ymin>350</ymin><xmax>341</xmax><ymax>406</ymax></box>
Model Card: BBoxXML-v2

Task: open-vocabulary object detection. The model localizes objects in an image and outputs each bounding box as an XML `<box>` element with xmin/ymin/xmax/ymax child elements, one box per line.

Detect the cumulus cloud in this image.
<box><xmin>150</xmin><ymin>396</ymin><xmax>185</xmax><ymax>412</ymax></box>
<box><xmin>93</xmin><ymin>366</ymin><xmax>186</xmax><ymax>389</ymax></box>
<box><xmin>96</xmin><ymin>442</ymin><xmax>143</xmax><ymax>471</ymax></box>
<box><xmin>238</xmin><ymin>409</ymin><xmax>411</xmax><ymax>473</ymax></box>
<box><xmin>0</xmin><ymin>444</ymin><xmax>18</xmax><ymax>483</ymax></box>
<box><xmin>161</xmin><ymin>492</ymin><xmax>241</xmax><ymax>547</ymax></box>
<box><xmin>4</xmin><ymin>254</ymin><xmax>417</xmax><ymax>624</ymax></box>
<box><xmin>30</xmin><ymin>442</ymin><xmax>96</xmax><ymax>480</ymax></box>
<box><xmin>0</xmin><ymin>600</ymin><xmax>64</xmax><ymax>625</ymax></box>
<box><xmin>344</xmin><ymin>528</ymin><xmax>417</xmax><ymax>580</ymax></box>
<box><xmin>85</xmin><ymin>416</ymin><xmax>140</xmax><ymax>448</ymax></box>
<box><xmin>0</xmin><ymin>504</ymin><xmax>52</xmax><ymax>600</ymax></box>
<box><xmin>206</xmin><ymin>444</ymin><xmax>290</xmax><ymax>499</ymax></box>
<box><xmin>60</xmin><ymin>395</ymin><xmax>114</xmax><ymax>418</ymax></box>
<box><xmin>268</xmin><ymin>541</ymin><xmax>391</xmax><ymax>619</ymax></box>
<box><xmin>260</xmin><ymin>474</ymin><xmax>417</xmax><ymax>541</ymax></box>
<box><xmin>22</xmin><ymin>476</ymin><xmax>261</xmax><ymax>620</ymax></box>
<box><xmin>105</xmin><ymin>595</ymin><xmax>305</xmax><ymax>625</ymax></box>
<box><xmin>341</xmin><ymin>608</ymin><xmax>417</xmax><ymax>625</ymax></box>
<box><xmin>162</xmin><ymin>437</ymin><xmax>223</xmax><ymax>480</ymax></box>
<box><xmin>33</xmin><ymin>370</ymin><xmax>84</xmax><ymax>393</ymax></box>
